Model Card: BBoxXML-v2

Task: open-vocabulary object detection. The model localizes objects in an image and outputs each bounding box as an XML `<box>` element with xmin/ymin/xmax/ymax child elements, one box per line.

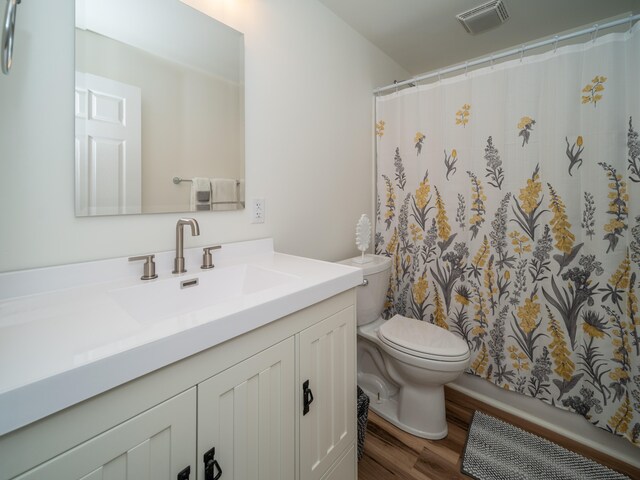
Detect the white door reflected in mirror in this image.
<box><xmin>75</xmin><ymin>73</ymin><xmax>142</xmax><ymax>216</ymax></box>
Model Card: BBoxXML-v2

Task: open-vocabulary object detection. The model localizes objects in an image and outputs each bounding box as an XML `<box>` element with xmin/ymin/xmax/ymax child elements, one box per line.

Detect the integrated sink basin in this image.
<box><xmin>0</xmin><ymin>238</ymin><xmax>363</xmax><ymax>436</ymax></box>
<box><xmin>110</xmin><ymin>264</ymin><xmax>298</xmax><ymax>323</ymax></box>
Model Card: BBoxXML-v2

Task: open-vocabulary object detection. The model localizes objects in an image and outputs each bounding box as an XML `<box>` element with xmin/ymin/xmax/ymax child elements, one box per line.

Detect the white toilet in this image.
<box><xmin>340</xmin><ymin>254</ymin><xmax>470</xmax><ymax>439</ymax></box>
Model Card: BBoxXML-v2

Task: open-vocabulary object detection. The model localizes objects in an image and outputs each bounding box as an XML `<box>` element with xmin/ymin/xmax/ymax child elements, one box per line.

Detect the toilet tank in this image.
<box><xmin>339</xmin><ymin>255</ymin><xmax>392</xmax><ymax>326</ymax></box>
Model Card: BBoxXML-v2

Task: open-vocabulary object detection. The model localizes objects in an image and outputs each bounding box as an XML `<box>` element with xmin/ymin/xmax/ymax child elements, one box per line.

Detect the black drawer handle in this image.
<box><xmin>204</xmin><ymin>447</ymin><xmax>222</xmax><ymax>480</ymax></box>
<box><xmin>177</xmin><ymin>465</ymin><xmax>191</xmax><ymax>480</ymax></box>
<box><xmin>303</xmin><ymin>380</ymin><xmax>314</xmax><ymax>415</ymax></box>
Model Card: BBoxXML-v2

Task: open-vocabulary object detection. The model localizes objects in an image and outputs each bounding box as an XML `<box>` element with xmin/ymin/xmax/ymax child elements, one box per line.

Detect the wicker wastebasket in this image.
<box><xmin>356</xmin><ymin>386</ymin><xmax>370</xmax><ymax>461</ymax></box>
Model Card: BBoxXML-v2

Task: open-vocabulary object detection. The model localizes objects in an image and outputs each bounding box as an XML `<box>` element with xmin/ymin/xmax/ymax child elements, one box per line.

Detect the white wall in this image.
<box><xmin>0</xmin><ymin>0</ymin><xmax>408</xmax><ymax>272</ymax></box>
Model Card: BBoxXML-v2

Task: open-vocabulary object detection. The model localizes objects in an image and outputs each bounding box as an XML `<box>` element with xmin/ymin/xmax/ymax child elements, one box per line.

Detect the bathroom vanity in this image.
<box><xmin>0</xmin><ymin>239</ymin><xmax>362</xmax><ymax>480</ymax></box>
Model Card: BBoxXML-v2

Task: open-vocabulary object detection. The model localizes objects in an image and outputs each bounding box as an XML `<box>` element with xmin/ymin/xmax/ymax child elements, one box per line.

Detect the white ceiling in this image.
<box><xmin>318</xmin><ymin>0</ymin><xmax>640</xmax><ymax>77</ymax></box>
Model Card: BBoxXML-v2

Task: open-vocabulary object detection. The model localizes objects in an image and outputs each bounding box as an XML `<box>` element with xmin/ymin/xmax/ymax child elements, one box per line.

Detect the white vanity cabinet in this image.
<box><xmin>197</xmin><ymin>338</ymin><xmax>295</xmax><ymax>480</ymax></box>
<box><xmin>0</xmin><ymin>290</ymin><xmax>357</xmax><ymax>480</ymax></box>
<box><xmin>299</xmin><ymin>307</ymin><xmax>356</xmax><ymax>480</ymax></box>
<box><xmin>196</xmin><ymin>306</ymin><xmax>357</xmax><ymax>480</ymax></box>
<box><xmin>14</xmin><ymin>388</ymin><xmax>197</xmax><ymax>480</ymax></box>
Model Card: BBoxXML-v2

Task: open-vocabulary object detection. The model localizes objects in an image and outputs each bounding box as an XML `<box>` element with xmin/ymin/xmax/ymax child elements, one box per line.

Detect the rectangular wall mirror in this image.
<box><xmin>75</xmin><ymin>0</ymin><xmax>244</xmax><ymax>216</ymax></box>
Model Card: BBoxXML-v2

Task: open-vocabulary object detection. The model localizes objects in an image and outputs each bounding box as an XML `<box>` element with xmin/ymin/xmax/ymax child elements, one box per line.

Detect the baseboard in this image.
<box><xmin>444</xmin><ymin>385</ymin><xmax>640</xmax><ymax>479</ymax></box>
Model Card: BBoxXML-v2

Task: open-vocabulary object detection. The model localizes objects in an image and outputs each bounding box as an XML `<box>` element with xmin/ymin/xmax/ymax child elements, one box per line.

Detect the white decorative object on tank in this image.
<box><xmin>354</xmin><ymin>214</ymin><xmax>372</xmax><ymax>264</ymax></box>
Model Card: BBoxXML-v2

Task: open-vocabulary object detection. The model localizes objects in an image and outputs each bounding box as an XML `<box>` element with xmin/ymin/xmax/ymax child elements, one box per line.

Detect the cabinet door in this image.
<box><xmin>198</xmin><ymin>337</ymin><xmax>295</xmax><ymax>480</ymax></box>
<box><xmin>321</xmin><ymin>446</ymin><xmax>356</xmax><ymax>480</ymax></box>
<box><xmin>16</xmin><ymin>388</ymin><xmax>196</xmax><ymax>480</ymax></box>
<box><xmin>299</xmin><ymin>307</ymin><xmax>356</xmax><ymax>480</ymax></box>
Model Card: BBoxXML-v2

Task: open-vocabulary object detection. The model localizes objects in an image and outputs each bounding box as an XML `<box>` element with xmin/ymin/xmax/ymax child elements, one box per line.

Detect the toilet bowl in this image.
<box><xmin>340</xmin><ymin>254</ymin><xmax>470</xmax><ymax>439</ymax></box>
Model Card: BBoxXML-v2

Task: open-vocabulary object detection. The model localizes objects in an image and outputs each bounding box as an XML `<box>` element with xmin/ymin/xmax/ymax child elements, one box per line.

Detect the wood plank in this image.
<box><xmin>365</xmin><ymin>421</ymin><xmax>422</xmax><ymax>473</ymax></box>
<box><xmin>360</xmin><ymin>412</ymin><xmax>467</xmax><ymax>480</ymax></box>
<box><xmin>366</xmin><ymin>415</ymin><xmax>429</xmax><ymax>456</ymax></box>
<box><xmin>358</xmin><ymin>453</ymin><xmax>407</xmax><ymax>479</ymax></box>
<box><xmin>413</xmin><ymin>447</ymin><xmax>473</xmax><ymax>480</ymax></box>
<box><xmin>420</xmin><ymin>421</ymin><xmax>467</xmax><ymax>461</ymax></box>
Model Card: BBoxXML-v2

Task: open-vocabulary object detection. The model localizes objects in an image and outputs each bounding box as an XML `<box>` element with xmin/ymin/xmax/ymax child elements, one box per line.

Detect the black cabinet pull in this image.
<box><xmin>303</xmin><ymin>380</ymin><xmax>314</xmax><ymax>415</ymax></box>
<box><xmin>204</xmin><ymin>447</ymin><xmax>223</xmax><ymax>480</ymax></box>
<box><xmin>177</xmin><ymin>465</ymin><xmax>191</xmax><ymax>480</ymax></box>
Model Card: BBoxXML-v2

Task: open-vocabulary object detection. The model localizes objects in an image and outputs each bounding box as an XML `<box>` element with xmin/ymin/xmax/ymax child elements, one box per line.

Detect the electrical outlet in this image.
<box><xmin>251</xmin><ymin>198</ymin><xmax>265</xmax><ymax>224</ymax></box>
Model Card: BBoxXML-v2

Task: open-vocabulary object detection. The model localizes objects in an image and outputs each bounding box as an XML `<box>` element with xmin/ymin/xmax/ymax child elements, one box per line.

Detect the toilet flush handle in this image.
<box><xmin>360</xmin><ymin>279</ymin><xmax>369</xmax><ymax>287</ymax></box>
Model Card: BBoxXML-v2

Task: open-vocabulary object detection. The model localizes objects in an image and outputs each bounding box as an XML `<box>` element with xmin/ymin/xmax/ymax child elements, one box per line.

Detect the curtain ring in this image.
<box><xmin>519</xmin><ymin>44</ymin><xmax>525</xmax><ymax>63</ymax></box>
<box><xmin>628</xmin><ymin>13</ymin><xmax>634</xmax><ymax>35</ymax></box>
<box><xmin>553</xmin><ymin>36</ymin><xmax>559</xmax><ymax>54</ymax></box>
<box><xmin>437</xmin><ymin>70</ymin><xmax>442</xmax><ymax>82</ymax></box>
<box><xmin>591</xmin><ymin>24</ymin><xmax>599</xmax><ymax>43</ymax></box>
<box><xmin>490</xmin><ymin>54</ymin><xmax>494</xmax><ymax>69</ymax></box>
<box><xmin>465</xmin><ymin>61</ymin><xmax>469</xmax><ymax>76</ymax></box>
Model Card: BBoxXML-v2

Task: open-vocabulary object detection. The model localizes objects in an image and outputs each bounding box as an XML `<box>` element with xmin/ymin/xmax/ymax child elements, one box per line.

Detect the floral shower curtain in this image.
<box><xmin>375</xmin><ymin>24</ymin><xmax>640</xmax><ymax>446</ymax></box>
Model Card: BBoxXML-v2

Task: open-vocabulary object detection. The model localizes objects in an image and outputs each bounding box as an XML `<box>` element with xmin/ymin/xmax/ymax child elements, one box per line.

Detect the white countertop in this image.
<box><xmin>0</xmin><ymin>238</ymin><xmax>362</xmax><ymax>435</ymax></box>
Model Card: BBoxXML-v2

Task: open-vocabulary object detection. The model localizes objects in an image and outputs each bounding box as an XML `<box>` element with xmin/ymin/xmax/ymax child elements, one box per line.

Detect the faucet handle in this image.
<box><xmin>129</xmin><ymin>254</ymin><xmax>158</xmax><ymax>280</ymax></box>
<box><xmin>201</xmin><ymin>246</ymin><xmax>222</xmax><ymax>270</ymax></box>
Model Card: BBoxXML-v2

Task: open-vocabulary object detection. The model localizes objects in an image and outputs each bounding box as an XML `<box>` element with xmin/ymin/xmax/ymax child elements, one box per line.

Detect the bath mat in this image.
<box><xmin>460</xmin><ymin>411</ymin><xmax>630</xmax><ymax>480</ymax></box>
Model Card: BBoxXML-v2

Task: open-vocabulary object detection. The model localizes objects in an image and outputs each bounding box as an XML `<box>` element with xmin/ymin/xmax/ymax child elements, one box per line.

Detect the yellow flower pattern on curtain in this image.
<box><xmin>456</xmin><ymin>104</ymin><xmax>471</xmax><ymax>127</ymax></box>
<box><xmin>582</xmin><ymin>76</ymin><xmax>607</xmax><ymax>107</ymax></box>
<box><xmin>375</xmin><ymin>26</ymin><xmax>640</xmax><ymax>447</ymax></box>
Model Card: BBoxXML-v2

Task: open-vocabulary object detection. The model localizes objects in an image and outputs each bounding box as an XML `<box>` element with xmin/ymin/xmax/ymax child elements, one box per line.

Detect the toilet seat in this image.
<box><xmin>377</xmin><ymin>315</ymin><xmax>469</xmax><ymax>362</ymax></box>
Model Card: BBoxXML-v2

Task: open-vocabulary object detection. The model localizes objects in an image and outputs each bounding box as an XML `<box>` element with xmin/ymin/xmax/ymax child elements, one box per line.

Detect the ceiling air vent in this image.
<box><xmin>456</xmin><ymin>0</ymin><xmax>510</xmax><ymax>35</ymax></box>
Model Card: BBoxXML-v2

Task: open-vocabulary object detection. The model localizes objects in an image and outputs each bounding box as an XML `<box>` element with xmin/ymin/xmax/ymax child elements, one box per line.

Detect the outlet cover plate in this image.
<box><xmin>251</xmin><ymin>198</ymin><xmax>265</xmax><ymax>224</ymax></box>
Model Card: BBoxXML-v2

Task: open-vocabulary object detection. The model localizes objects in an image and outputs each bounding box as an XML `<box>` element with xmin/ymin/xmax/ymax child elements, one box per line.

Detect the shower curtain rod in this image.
<box><xmin>374</xmin><ymin>13</ymin><xmax>640</xmax><ymax>95</ymax></box>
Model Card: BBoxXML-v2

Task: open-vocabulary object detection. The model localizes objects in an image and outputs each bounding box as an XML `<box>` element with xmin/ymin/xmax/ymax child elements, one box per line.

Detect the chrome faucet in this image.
<box><xmin>173</xmin><ymin>218</ymin><xmax>200</xmax><ymax>274</ymax></box>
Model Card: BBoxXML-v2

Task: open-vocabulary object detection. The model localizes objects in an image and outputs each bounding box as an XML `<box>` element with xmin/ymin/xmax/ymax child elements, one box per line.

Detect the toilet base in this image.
<box><xmin>359</xmin><ymin>384</ymin><xmax>448</xmax><ymax>440</ymax></box>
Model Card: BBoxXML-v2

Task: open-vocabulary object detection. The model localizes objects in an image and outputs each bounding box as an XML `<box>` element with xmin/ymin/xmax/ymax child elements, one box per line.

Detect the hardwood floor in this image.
<box><xmin>358</xmin><ymin>387</ymin><xmax>640</xmax><ymax>480</ymax></box>
<box><xmin>358</xmin><ymin>411</ymin><xmax>473</xmax><ymax>480</ymax></box>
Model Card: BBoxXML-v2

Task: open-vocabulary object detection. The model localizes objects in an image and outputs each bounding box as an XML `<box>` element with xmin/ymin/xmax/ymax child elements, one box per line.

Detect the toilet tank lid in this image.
<box><xmin>338</xmin><ymin>254</ymin><xmax>392</xmax><ymax>275</ymax></box>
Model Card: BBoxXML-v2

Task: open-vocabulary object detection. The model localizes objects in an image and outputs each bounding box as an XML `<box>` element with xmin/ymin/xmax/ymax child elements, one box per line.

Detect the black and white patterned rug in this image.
<box><xmin>460</xmin><ymin>411</ymin><xmax>630</xmax><ymax>480</ymax></box>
